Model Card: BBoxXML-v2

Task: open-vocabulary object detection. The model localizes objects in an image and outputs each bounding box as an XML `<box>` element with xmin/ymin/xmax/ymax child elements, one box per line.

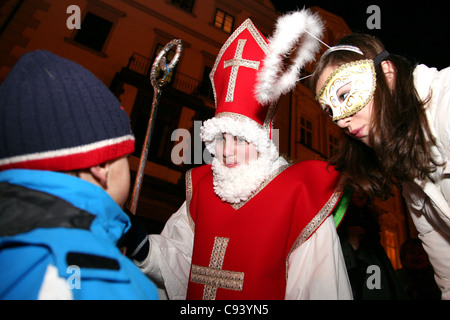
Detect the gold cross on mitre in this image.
<box><xmin>224</xmin><ymin>39</ymin><xmax>260</xmax><ymax>102</ymax></box>
<box><xmin>209</xmin><ymin>18</ymin><xmax>268</xmax><ymax>108</ymax></box>
<box><xmin>190</xmin><ymin>237</ymin><xmax>244</xmax><ymax>300</ymax></box>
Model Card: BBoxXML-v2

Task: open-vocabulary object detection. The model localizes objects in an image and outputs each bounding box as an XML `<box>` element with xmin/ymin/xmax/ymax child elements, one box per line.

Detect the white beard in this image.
<box><xmin>211</xmin><ymin>155</ymin><xmax>274</xmax><ymax>204</ymax></box>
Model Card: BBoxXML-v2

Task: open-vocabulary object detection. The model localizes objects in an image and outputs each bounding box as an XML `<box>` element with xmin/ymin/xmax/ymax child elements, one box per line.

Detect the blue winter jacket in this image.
<box><xmin>0</xmin><ymin>169</ymin><xmax>158</xmax><ymax>300</ymax></box>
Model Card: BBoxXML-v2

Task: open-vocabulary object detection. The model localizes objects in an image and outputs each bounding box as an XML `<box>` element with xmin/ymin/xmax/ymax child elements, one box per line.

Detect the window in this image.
<box><xmin>300</xmin><ymin>117</ymin><xmax>313</xmax><ymax>148</ymax></box>
<box><xmin>73</xmin><ymin>12</ymin><xmax>113</xmax><ymax>52</ymax></box>
<box><xmin>66</xmin><ymin>2</ymin><xmax>125</xmax><ymax>55</ymax></box>
<box><xmin>214</xmin><ymin>9</ymin><xmax>234</xmax><ymax>33</ymax></box>
<box><xmin>171</xmin><ymin>0</ymin><xmax>195</xmax><ymax>13</ymax></box>
<box><xmin>199</xmin><ymin>66</ymin><xmax>214</xmax><ymax>100</ymax></box>
<box><xmin>383</xmin><ymin>230</ymin><xmax>399</xmax><ymax>269</ymax></box>
<box><xmin>131</xmin><ymin>96</ymin><xmax>179</xmax><ymax>167</ymax></box>
<box><xmin>328</xmin><ymin>134</ymin><xmax>339</xmax><ymax>157</ymax></box>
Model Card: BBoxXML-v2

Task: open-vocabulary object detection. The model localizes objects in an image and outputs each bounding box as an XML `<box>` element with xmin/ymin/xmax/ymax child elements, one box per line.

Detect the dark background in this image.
<box><xmin>270</xmin><ymin>0</ymin><xmax>448</xmax><ymax>70</ymax></box>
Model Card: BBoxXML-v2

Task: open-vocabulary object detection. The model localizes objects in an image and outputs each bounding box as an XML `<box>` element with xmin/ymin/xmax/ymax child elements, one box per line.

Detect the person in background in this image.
<box><xmin>397</xmin><ymin>238</ymin><xmax>441</xmax><ymax>300</ymax></box>
<box><xmin>338</xmin><ymin>192</ymin><xmax>408</xmax><ymax>300</ymax></box>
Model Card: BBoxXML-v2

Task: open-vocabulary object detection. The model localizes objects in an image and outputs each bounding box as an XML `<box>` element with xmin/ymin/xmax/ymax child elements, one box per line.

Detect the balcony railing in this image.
<box><xmin>127</xmin><ymin>52</ymin><xmax>152</xmax><ymax>76</ymax></box>
<box><xmin>126</xmin><ymin>52</ymin><xmax>213</xmax><ymax>99</ymax></box>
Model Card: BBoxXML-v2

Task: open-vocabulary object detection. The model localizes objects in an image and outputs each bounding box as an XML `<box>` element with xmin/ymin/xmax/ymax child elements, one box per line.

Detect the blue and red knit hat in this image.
<box><xmin>0</xmin><ymin>50</ymin><xmax>135</xmax><ymax>171</ymax></box>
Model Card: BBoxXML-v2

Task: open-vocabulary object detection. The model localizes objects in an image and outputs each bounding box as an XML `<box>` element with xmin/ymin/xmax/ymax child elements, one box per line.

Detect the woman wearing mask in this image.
<box><xmin>311</xmin><ymin>33</ymin><xmax>450</xmax><ymax>299</ymax></box>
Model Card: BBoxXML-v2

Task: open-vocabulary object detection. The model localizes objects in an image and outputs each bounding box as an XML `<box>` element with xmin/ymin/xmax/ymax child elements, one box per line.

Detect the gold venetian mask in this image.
<box><xmin>316</xmin><ymin>59</ymin><xmax>376</xmax><ymax>122</ymax></box>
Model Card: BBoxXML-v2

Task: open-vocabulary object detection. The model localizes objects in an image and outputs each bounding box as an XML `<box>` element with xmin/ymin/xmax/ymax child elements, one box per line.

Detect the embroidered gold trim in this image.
<box><xmin>215</xmin><ymin>112</ymin><xmax>264</xmax><ymax>129</ymax></box>
<box><xmin>285</xmin><ymin>178</ymin><xmax>345</xmax><ymax>278</ymax></box>
<box><xmin>231</xmin><ymin>164</ymin><xmax>291</xmax><ymax>210</ymax></box>
<box><xmin>185</xmin><ymin>169</ymin><xmax>195</xmax><ymax>233</ymax></box>
<box><xmin>191</xmin><ymin>265</ymin><xmax>245</xmax><ymax>292</ymax></box>
<box><xmin>210</xmin><ymin>237</ymin><xmax>229</xmax><ymax>269</ymax></box>
<box><xmin>224</xmin><ymin>39</ymin><xmax>260</xmax><ymax>102</ymax></box>
<box><xmin>191</xmin><ymin>237</ymin><xmax>244</xmax><ymax>300</ymax></box>
<box><xmin>210</xmin><ymin>19</ymin><xmax>268</xmax><ymax>106</ymax></box>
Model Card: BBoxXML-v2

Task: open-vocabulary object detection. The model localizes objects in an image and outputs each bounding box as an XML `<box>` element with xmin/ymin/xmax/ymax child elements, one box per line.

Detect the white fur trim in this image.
<box><xmin>0</xmin><ymin>134</ymin><xmax>135</xmax><ymax>167</ymax></box>
<box><xmin>200</xmin><ymin>115</ymin><xmax>279</xmax><ymax>162</ymax></box>
<box><xmin>255</xmin><ymin>9</ymin><xmax>324</xmax><ymax>104</ymax></box>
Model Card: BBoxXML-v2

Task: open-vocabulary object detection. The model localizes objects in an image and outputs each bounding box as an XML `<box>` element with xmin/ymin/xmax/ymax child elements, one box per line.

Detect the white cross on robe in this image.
<box><xmin>190</xmin><ymin>237</ymin><xmax>244</xmax><ymax>300</ymax></box>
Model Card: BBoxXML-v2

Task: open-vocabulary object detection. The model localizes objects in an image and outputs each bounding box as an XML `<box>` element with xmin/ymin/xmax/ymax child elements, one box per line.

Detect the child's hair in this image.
<box><xmin>311</xmin><ymin>33</ymin><xmax>438</xmax><ymax>201</ymax></box>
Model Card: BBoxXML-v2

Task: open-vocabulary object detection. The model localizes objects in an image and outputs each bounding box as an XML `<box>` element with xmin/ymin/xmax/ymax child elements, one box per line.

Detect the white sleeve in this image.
<box><xmin>419</xmin><ymin>229</ymin><xmax>450</xmax><ymax>299</ymax></box>
<box><xmin>136</xmin><ymin>201</ymin><xmax>193</xmax><ymax>300</ymax></box>
<box><xmin>408</xmin><ymin>203</ymin><xmax>450</xmax><ymax>300</ymax></box>
<box><xmin>285</xmin><ymin>215</ymin><xmax>353</xmax><ymax>300</ymax></box>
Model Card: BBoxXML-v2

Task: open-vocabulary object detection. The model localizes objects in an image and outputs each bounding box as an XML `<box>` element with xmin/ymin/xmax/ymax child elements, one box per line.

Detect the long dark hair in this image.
<box><xmin>311</xmin><ymin>34</ymin><xmax>438</xmax><ymax>201</ymax></box>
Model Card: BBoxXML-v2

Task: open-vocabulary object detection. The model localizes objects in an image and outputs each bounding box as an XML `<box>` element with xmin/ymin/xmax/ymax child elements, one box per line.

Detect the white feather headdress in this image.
<box><xmin>255</xmin><ymin>9</ymin><xmax>324</xmax><ymax>105</ymax></box>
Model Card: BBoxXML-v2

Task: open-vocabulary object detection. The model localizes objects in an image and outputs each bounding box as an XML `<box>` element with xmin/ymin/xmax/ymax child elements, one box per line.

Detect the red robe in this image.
<box><xmin>185</xmin><ymin>160</ymin><xmax>343</xmax><ymax>300</ymax></box>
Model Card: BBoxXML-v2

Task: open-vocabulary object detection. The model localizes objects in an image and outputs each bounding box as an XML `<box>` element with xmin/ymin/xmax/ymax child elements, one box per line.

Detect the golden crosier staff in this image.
<box><xmin>129</xmin><ymin>39</ymin><xmax>183</xmax><ymax>215</ymax></box>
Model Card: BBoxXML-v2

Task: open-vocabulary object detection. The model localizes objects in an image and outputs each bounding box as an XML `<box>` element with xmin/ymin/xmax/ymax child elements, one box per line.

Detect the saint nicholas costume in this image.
<box><xmin>137</xmin><ymin>10</ymin><xmax>353</xmax><ymax>300</ymax></box>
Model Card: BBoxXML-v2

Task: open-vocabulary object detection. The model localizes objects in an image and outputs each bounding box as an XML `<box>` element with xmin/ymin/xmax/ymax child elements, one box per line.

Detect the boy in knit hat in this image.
<box><xmin>0</xmin><ymin>50</ymin><xmax>158</xmax><ymax>299</ymax></box>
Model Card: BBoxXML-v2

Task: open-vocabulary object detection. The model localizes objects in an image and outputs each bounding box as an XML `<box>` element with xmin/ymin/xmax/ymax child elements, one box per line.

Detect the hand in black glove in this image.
<box><xmin>119</xmin><ymin>209</ymin><xmax>150</xmax><ymax>262</ymax></box>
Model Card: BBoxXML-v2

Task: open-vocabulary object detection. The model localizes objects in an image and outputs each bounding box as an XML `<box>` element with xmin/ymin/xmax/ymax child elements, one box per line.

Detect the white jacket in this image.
<box><xmin>402</xmin><ymin>64</ymin><xmax>450</xmax><ymax>299</ymax></box>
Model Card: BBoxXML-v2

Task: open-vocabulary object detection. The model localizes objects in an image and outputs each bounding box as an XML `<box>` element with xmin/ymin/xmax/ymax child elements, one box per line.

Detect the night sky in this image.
<box><xmin>270</xmin><ymin>0</ymin><xmax>448</xmax><ymax>70</ymax></box>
